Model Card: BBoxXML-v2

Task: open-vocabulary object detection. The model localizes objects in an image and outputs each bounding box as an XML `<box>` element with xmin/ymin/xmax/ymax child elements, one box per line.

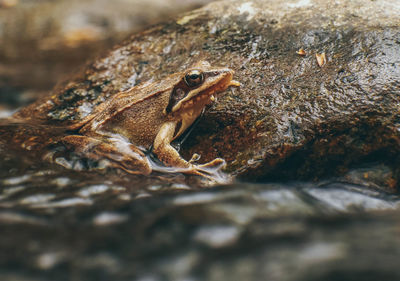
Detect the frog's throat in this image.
<box><xmin>174</xmin><ymin>110</ymin><xmax>200</xmax><ymax>139</ymax></box>
<box><xmin>172</xmin><ymin>90</ymin><xmax>213</xmax><ymax>138</ymax></box>
<box><xmin>172</xmin><ymin>77</ymin><xmax>240</xmax><ymax>138</ymax></box>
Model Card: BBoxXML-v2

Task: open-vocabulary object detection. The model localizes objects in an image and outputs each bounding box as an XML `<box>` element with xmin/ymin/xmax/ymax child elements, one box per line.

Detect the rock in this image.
<box><xmin>0</xmin><ymin>179</ymin><xmax>400</xmax><ymax>281</ymax></box>
<box><xmin>13</xmin><ymin>0</ymin><xmax>400</xmax><ymax>188</ymax></box>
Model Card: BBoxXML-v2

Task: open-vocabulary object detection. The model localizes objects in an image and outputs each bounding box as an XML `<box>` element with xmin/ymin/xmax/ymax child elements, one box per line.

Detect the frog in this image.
<box><xmin>61</xmin><ymin>61</ymin><xmax>240</xmax><ymax>176</ymax></box>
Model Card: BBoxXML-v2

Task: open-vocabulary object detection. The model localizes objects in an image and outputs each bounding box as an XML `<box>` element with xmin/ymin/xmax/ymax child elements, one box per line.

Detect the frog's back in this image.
<box><xmin>68</xmin><ymin>72</ymin><xmax>182</xmax><ymax>131</ymax></box>
<box><xmin>13</xmin><ymin>71</ymin><xmax>182</xmax><ymax>131</ymax></box>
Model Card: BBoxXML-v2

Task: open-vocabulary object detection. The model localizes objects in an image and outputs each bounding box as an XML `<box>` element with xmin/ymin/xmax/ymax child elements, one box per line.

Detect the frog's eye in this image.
<box><xmin>184</xmin><ymin>70</ymin><xmax>204</xmax><ymax>87</ymax></box>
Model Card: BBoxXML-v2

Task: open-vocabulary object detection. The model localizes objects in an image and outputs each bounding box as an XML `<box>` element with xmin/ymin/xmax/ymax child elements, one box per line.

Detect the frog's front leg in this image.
<box><xmin>153</xmin><ymin>121</ymin><xmax>225</xmax><ymax>175</ymax></box>
<box><xmin>61</xmin><ymin>135</ymin><xmax>152</xmax><ymax>175</ymax></box>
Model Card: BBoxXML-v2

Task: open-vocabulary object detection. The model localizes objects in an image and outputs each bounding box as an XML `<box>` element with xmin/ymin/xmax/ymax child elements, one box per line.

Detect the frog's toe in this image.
<box><xmin>189</xmin><ymin>159</ymin><xmax>230</xmax><ymax>184</ymax></box>
<box><xmin>198</xmin><ymin>158</ymin><xmax>226</xmax><ymax>169</ymax></box>
<box><xmin>189</xmin><ymin>153</ymin><xmax>201</xmax><ymax>163</ymax></box>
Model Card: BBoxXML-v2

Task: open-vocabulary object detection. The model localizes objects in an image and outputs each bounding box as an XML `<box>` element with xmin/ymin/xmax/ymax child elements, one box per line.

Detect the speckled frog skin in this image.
<box><xmin>62</xmin><ymin>61</ymin><xmax>240</xmax><ymax>176</ymax></box>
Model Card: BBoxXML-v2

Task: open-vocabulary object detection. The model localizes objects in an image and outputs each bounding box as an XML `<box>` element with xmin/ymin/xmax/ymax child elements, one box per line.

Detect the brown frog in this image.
<box><xmin>62</xmin><ymin>61</ymin><xmax>240</xmax><ymax>176</ymax></box>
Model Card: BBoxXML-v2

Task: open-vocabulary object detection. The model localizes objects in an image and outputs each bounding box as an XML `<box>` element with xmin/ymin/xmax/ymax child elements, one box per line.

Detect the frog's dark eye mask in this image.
<box><xmin>165</xmin><ymin>70</ymin><xmax>223</xmax><ymax>114</ymax></box>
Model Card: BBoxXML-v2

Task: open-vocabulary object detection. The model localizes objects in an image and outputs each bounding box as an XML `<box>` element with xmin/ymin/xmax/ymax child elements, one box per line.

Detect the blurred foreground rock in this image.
<box><xmin>0</xmin><ymin>177</ymin><xmax>400</xmax><ymax>281</ymax></box>
<box><xmin>12</xmin><ymin>0</ymin><xmax>400</xmax><ymax>189</ymax></box>
<box><xmin>0</xmin><ymin>0</ymin><xmax>213</xmax><ymax>107</ymax></box>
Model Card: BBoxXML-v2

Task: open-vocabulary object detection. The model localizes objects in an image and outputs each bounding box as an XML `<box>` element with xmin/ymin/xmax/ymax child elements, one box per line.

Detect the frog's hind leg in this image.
<box><xmin>61</xmin><ymin>135</ymin><xmax>152</xmax><ymax>175</ymax></box>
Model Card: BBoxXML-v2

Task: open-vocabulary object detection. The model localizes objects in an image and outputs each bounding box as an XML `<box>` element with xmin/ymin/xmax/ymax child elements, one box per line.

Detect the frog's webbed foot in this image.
<box><xmin>188</xmin><ymin>153</ymin><xmax>225</xmax><ymax>170</ymax></box>
<box><xmin>170</xmin><ymin>155</ymin><xmax>226</xmax><ymax>183</ymax></box>
<box><xmin>187</xmin><ymin>158</ymin><xmax>229</xmax><ymax>184</ymax></box>
<box><xmin>61</xmin><ymin>135</ymin><xmax>151</xmax><ymax>175</ymax></box>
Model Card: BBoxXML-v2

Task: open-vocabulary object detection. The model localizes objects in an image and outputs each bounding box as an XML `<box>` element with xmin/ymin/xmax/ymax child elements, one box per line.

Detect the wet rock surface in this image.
<box><xmin>1</xmin><ymin>0</ymin><xmax>400</xmax><ymax>280</ymax></box>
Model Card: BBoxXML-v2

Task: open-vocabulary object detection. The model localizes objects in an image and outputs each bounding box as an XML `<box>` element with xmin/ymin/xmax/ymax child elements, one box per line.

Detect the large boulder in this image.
<box><xmin>13</xmin><ymin>0</ymin><xmax>400</xmax><ymax>187</ymax></box>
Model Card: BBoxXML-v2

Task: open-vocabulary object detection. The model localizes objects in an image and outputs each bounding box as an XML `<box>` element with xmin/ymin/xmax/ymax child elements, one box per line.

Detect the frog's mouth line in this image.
<box><xmin>177</xmin><ymin>76</ymin><xmax>240</xmax><ymax>113</ymax></box>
